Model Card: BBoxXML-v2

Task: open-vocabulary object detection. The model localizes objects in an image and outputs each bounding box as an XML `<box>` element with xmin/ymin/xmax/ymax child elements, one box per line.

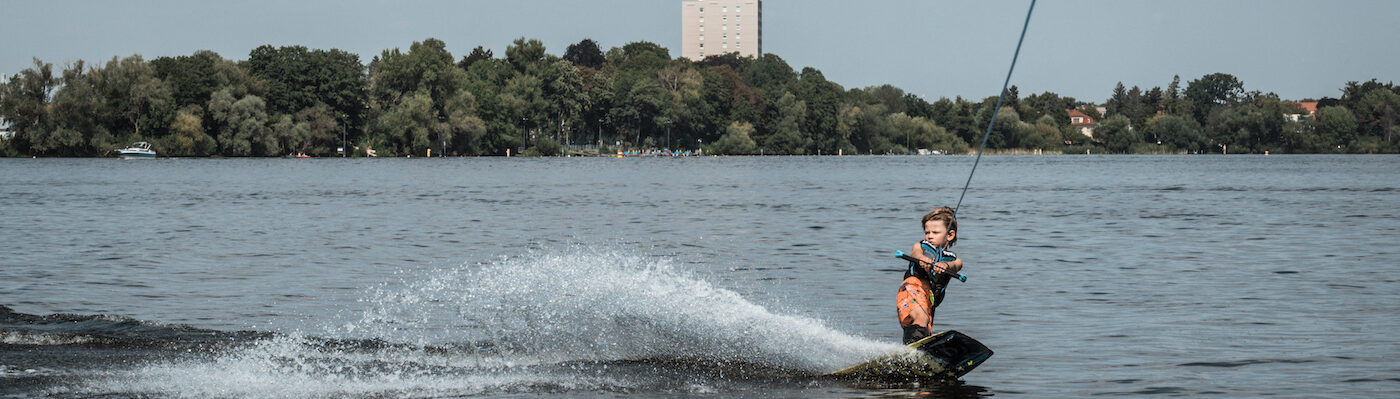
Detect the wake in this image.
<box><xmin>348</xmin><ymin>247</ymin><xmax>899</xmax><ymax>370</ymax></box>
<box><xmin>64</xmin><ymin>248</ymin><xmax>901</xmax><ymax>397</ymax></box>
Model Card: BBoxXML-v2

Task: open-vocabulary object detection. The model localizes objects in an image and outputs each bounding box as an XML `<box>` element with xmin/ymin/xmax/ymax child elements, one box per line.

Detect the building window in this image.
<box><xmin>736</xmin><ymin>15</ymin><xmax>741</xmax><ymax>21</ymax></box>
<box><xmin>722</xmin><ymin>33</ymin><xmax>727</xmax><ymax>39</ymax></box>
<box><xmin>699</xmin><ymin>7</ymin><xmax>703</xmax><ymax>12</ymax></box>
<box><xmin>736</xmin><ymin>6</ymin><xmax>741</xmax><ymax>12</ymax></box>
<box><xmin>722</xmin><ymin>16</ymin><xmax>727</xmax><ymax>21</ymax></box>
<box><xmin>699</xmin><ymin>35</ymin><xmax>704</xmax><ymax>41</ymax></box>
<box><xmin>723</xmin><ymin>42</ymin><xmax>728</xmax><ymax>48</ymax></box>
<box><xmin>736</xmin><ymin>42</ymin><xmax>742</xmax><ymax>48</ymax></box>
<box><xmin>722</xmin><ymin>24</ymin><xmax>727</xmax><ymax>30</ymax></box>
<box><xmin>699</xmin><ymin>43</ymin><xmax>704</xmax><ymax>48</ymax></box>
<box><xmin>1072</xmin><ymin>117</ymin><xmax>1082</xmax><ymax>124</ymax></box>
<box><xmin>736</xmin><ymin>33</ymin><xmax>741</xmax><ymax>39</ymax></box>
<box><xmin>699</xmin><ymin>17</ymin><xmax>704</xmax><ymax>23</ymax></box>
<box><xmin>737</xmin><ymin>24</ymin><xmax>741</xmax><ymax>30</ymax></box>
<box><xmin>699</xmin><ymin>25</ymin><xmax>704</xmax><ymax>31</ymax></box>
<box><xmin>723</xmin><ymin>6</ymin><xmax>727</xmax><ymax>12</ymax></box>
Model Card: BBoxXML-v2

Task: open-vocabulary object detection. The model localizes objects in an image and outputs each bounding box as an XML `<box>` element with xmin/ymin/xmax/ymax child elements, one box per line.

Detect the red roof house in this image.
<box><xmin>1067</xmin><ymin>109</ymin><xmax>1097</xmax><ymax>139</ymax></box>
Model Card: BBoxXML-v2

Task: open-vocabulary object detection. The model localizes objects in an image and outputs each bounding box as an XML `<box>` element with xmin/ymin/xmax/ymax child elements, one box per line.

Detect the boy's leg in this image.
<box><xmin>896</xmin><ymin>277</ymin><xmax>933</xmax><ymax>344</ymax></box>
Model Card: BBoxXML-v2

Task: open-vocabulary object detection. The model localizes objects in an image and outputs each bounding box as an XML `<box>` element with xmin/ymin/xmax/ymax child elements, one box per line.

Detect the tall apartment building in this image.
<box><xmin>680</xmin><ymin>0</ymin><xmax>761</xmax><ymax>60</ymax></box>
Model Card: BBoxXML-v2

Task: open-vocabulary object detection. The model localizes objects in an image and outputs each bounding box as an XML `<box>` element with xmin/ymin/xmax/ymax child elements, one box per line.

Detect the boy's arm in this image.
<box><xmin>911</xmin><ymin>243</ymin><xmax>963</xmax><ymax>274</ymax></box>
<box><xmin>941</xmin><ymin>258</ymin><xmax>963</xmax><ymax>274</ymax></box>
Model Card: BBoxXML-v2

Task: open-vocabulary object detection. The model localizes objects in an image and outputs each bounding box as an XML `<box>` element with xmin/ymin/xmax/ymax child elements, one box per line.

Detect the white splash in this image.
<box><xmin>68</xmin><ymin>247</ymin><xmax>900</xmax><ymax>397</ymax></box>
<box><xmin>346</xmin><ymin>248</ymin><xmax>898</xmax><ymax>370</ymax></box>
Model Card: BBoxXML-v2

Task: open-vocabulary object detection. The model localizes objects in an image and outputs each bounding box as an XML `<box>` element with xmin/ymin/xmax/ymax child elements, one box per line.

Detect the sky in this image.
<box><xmin>1</xmin><ymin>0</ymin><xmax>1397</xmax><ymax>103</ymax></box>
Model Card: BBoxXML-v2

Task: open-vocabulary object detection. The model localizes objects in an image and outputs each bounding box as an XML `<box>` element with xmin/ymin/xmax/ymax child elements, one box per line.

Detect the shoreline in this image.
<box><xmin>5</xmin><ymin>152</ymin><xmax>1386</xmax><ymax>159</ymax></box>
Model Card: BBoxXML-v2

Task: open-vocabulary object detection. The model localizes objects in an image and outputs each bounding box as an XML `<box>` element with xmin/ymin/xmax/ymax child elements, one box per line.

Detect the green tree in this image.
<box><xmin>97</xmin><ymin>55</ymin><xmax>173</xmax><ymax>141</ymax></box>
<box><xmin>563</xmin><ymin>38</ymin><xmax>606</xmax><ymax>69</ymax></box>
<box><xmin>1281</xmin><ymin>120</ymin><xmax>1329</xmax><ymax>153</ymax></box>
<box><xmin>1144</xmin><ymin>114</ymin><xmax>1205</xmax><ymax>153</ymax></box>
<box><xmin>888</xmin><ymin>113</ymin><xmax>968</xmax><ymax>154</ymax></box>
<box><xmin>740</xmin><ymin>53</ymin><xmax>797</xmax><ymax>93</ymax></box>
<box><xmin>1184</xmin><ymin>72</ymin><xmax>1244</xmax><ymax>123</ymax></box>
<box><xmin>985</xmin><ymin>106</ymin><xmax>1022</xmax><ymax>149</ymax></box>
<box><xmin>1164</xmin><ymin>74</ymin><xmax>1188</xmax><ymax>117</ymax></box>
<box><xmin>831</xmin><ymin>103</ymin><xmax>862</xmax><ymax>154</ymax></box>
<box><xmin>606</xmin><ymin>41</ymin><xmax>671</xmax><ymax>72</ymax></box>
<box><xmin>457</xmin><ymin>46</ymin><xmax>493</xmax><ymax>70</ymax></box>
<box><xmin>165</xmin><ymin>105</ymin><xmax>217</xmax><ymax>156</ymax></box>
<box><xmin>368</xmin><ymin>38</ymin><xmax>484</xmax><ymax>155</ymax></box>
<box><xmin>712</xmin><ymin>121</ymin><xmax>758</xmax><ymax>155</ymax></box>
<box><xmin>209</xmin><ymin>88</ymin><xmax>272</xmax><ymax>156</ymax></box>
<box><xmin>1060</xmin><ymin>124</ymin><xmax>1090</xmax><ymax>146</ymax></box>
<box><xmin>701</xmin><ymin>64</ymin><xmax>761</xmax><ymax>128</ymax></box>
<box><xmin>596</xmin><ymin>41</ymin><xmax>672</xmax><ymax>148</ymax></box>
<box><xmin>1312</xmin><ymin>106</ymin><xmax>1357</xmax><ymax>151</ymax></box>
<box><xmin>856</xmin><ymin>85</ymin><xmax>909</xmax><ymax>116</ymax></box>
<box><xmin>793</xmin><ymin>67</ymin><xmax>843</xmax><ymax>154</ymax></box>
<box><xmin>1355</xmin><ymin>88</ymin><xmax>1399</xmax><ymax>145</ymax></box>
<box><xmin>462</xmin><ymin>57</ymin><xmax>518</xmax><ymax>153</ymax></box>
<box><xmin>655</xmin><ymin>61</ymin><xmax>704</xmax><ymax>149</ymax></box>
<box><xmin>541</xmin><ymin>59</ymin><xmax>587</xmax><ymax>145</ymax></box>
<box><xmin>374</xmin><ymin>91</ymin><xmax>435</xmax><ymax>155</ymax></box>
<box><xmin>269</xmin><ymin>114</ymin><xmax>311</xmax><ymax>155</ymax></box>
<box><xmin>505</xmin><ymin>37</ymin><xmax>548</xmax><ymax>75</ymax></box>
<box><xmin>762</xmin><ymin>91</ymin><xmax>809</xmax><ymax>154</ymax></box>
<box><xmin>1106</xmin><ymin>82</ymin><xmax>1152</xmax><ymax>127</ymax></box>
<box><xmin>1201</xmin><ymin>92</ymin><xmax>1288</xmax><ymax>154</ymax></box>
<box><xmin>442</xmin><ymin>90</ymin><xmax>488</xmax><ymax>155</ymax></box>
<box><xmin>49</xmin><ymin>61</ymin><xmax>109</xmax><ymax>156</ymax></box>
<box><xmin>1023</xmin><ymin>91</ymin><xmax>1075</xmax><ymax>126</ymax></box>
<box><xmin>1095</xmin><ymin>114</ymin><xmax>1138</xmax><ymax>153</ymax></box>
<box><xmin>151</xmin><ymin>50</ymin><xmax>223</xmax><ymax>110</ymax></box>
<box><xmin>930</xmin><ymin>97</ymin><xmax>978</xmax><ymax>144</ymax></box>
<box><xmin>1144</xmin><ymin>86</ymin><xmax>1164</xmax><ymax>116</ymax></box>
<box><xmin>502</xmin><ymin>73</ymin><xmax>546</xmax><ymax>147</ymax></box>
<box><xmin>1338</xmin><ymin>79</ymin><xmax>1396</xmax><ymax>113</ymax></box>
<box><xmin>369</xmin><ymin>38</ymin><xmax>464</xmax><ymax>111</ymax></box>
<box><xmin>1028</xmin><ymin>115</ymin><xmax>1061</xmax><ymax>150</ymax></box>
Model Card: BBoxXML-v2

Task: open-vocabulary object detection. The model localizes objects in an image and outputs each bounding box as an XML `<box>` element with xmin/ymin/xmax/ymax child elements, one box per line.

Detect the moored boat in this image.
<box><xmin>115</xmin><ymin>142</ymin><xmax>156</xmax><ymax>159</ymax></box>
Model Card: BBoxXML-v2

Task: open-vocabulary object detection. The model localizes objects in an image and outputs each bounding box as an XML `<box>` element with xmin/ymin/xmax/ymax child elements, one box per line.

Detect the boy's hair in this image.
<box><xmin>921</xmin><ymin>206</ymin><xmax>958</xmax><ymax>246</ymax></box>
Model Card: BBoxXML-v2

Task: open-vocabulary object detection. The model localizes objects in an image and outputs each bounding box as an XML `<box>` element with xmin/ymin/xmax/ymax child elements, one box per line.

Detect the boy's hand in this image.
<box><xmin>929</xmin><ymin>261</ymin><xmax>948</xmax><ymax>274</ymax></box>
<box><xmin>929</xmin><ymin>259</ymin><xmax>963</xmax><ymax>274</ymax></box>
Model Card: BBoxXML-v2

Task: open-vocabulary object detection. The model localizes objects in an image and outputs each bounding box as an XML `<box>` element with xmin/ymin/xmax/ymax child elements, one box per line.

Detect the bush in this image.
<box><xmin>526</xmin><ymin>137</ymin><xmax>563</xmax><ymax>156</ymax></box>
<box><xmin>712</xmin><ymin>121</ymin><xmax>758</xmax><ymax>155</ymax></box>
<box><xmin>1129</xmin><ymin>142</ymin><xmax>1175</xmax><ymax>154</ymax></box>
<box><xmin>0</xmin><ymin>139</ymin><xmax>21</xmax><ymax>157</ymax></box>
<box><xmin>1060</xmin><ymin>144</ymin><xmax>1100</xmax><ymax>154</ymax></box>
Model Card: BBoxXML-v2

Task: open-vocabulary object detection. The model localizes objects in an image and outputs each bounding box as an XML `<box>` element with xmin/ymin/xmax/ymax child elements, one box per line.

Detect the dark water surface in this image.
<box><xmin>2</xmin><ymin>155</ymin><xmax>1398</xmax><ymax>398</ymax></box>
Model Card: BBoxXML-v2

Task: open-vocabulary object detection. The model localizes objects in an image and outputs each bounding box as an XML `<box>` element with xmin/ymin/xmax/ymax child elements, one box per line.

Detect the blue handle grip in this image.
<box><xmin>895</xmin><ymin>250</ymin><xmax>968</xmax><ymax>282</ymax></box>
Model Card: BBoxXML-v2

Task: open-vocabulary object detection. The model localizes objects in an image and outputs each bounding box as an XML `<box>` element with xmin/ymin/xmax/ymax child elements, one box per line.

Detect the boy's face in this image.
<box><xmin>923</xmin><ymin>219</ymin><xmax>955</xmax><ymax>248</ymax></box>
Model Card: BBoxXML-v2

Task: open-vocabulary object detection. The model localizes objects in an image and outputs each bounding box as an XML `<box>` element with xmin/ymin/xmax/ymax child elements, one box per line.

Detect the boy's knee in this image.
<box><xmin>902</xmin><ymin>324</ymin><xmax>931</xmax><ymax>344</ymax></box>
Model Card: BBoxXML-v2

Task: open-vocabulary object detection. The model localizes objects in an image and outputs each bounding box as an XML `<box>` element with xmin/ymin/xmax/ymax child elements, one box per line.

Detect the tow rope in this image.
<box><xmin>954</xmin><ymin>0</ymin><xmax>1037</xmax><ymax>215</ymax></box>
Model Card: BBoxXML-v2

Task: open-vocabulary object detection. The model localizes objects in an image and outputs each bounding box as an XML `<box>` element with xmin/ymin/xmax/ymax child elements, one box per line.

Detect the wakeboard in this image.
<box><xmin>828</xmin><ymin>330</ymin><xmax>992</xmax><ymax>381</ymax></box>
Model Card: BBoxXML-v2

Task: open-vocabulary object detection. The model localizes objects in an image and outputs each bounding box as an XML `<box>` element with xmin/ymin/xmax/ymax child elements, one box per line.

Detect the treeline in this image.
<box><xmin>1</xmin><ymin>37</ymin><xmax>1395</xmax><ymax>157</ymax></box>
<box><xmin>1089</xmin><ymin>75</ymin><xmax>1397</xmax><ymax>154</ymax></box>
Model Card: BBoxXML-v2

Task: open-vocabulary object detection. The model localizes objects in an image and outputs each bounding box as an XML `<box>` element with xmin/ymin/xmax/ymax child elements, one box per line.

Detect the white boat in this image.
<box><xmin>115</xmin><ymin>142</ymin><xmax>156</xmax><ymax>159</ymax></box>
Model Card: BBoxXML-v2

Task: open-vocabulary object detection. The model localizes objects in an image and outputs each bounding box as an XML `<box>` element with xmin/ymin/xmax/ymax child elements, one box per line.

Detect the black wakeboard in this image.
<box><xmin>828</xmin><ymin>330</ymin><xmax>992</xmax><ymax>381</ymax></box>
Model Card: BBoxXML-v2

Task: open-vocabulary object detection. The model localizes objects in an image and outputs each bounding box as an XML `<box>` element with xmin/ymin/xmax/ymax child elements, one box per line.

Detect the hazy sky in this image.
<box><xmin>2</xmin><ymin>0</ymin><xmax>1396</xmax><ymax>103</ymax></box>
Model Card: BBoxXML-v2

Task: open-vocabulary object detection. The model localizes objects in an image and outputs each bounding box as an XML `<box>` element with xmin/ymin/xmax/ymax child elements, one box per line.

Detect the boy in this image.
<box><xmin>896</xmin><ymin>206</ymin><xmax>963</xmax><ymax>344</ymax></box>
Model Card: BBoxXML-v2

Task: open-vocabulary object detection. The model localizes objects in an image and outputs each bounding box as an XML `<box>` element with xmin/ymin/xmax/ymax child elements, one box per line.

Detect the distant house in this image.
<box><xmin>1284</xmin><ymin>101</ymin><xmax>1319</xmax><ymax>122</ymax></box>
<box><xmin>1067</xmin><ymin>109</ymin><xmax>1097</xmax><ymax>139</ymax></box>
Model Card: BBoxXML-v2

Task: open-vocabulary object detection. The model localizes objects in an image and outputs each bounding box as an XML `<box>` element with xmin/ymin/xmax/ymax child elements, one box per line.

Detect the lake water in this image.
<box><xmin>2</xmin><ymin>155</ymin><xmax>1398</xmax><ymax>398</ymax></box>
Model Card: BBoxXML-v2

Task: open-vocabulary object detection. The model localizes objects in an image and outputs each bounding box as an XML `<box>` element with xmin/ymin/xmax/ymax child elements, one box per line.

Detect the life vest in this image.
<box><xmin>904</xmin><ymin>240</ymin><xmax>957</xmax><ymax>307</ymax></box>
